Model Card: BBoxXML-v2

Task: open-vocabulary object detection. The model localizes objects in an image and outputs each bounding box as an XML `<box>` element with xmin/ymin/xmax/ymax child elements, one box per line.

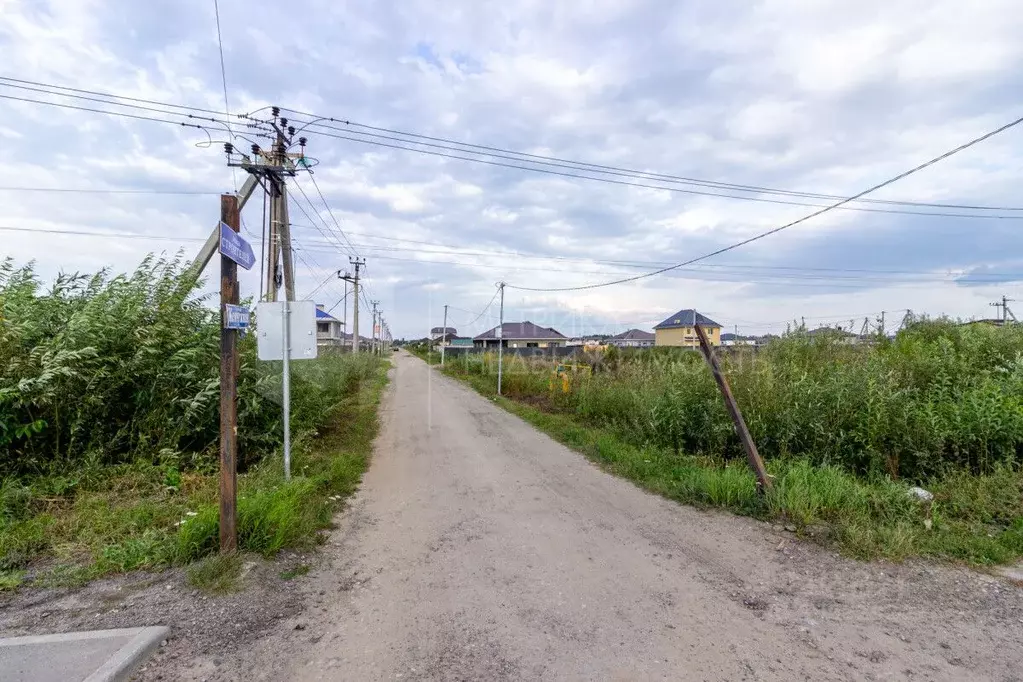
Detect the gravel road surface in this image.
<box><xmin>173</xmin><ymin>351</ymin><xmax>1023</xmax><ymax>680</ymax></box>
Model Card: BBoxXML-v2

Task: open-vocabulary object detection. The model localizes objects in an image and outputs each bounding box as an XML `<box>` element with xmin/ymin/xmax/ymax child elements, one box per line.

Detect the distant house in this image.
<box><xmin>609</xmin><ymin>329</ymin><xmax>655</xmax><ymax>348</ymax></box>
<box><xmin>474</xmin><ymin>321</ymin><xmax>567</xmax><ymax>348</ymax></box>
<box><xmin>654</xmin><ymin>309</ymin><xmax>722</xmax><ymax>347</ymax></box>
<box><xmin>566</xmin><ymin>337</ymin><xmax>604</xmax><ymax>349</ymax></box>
<box><xmin>807</xmin><ymin>326</ymin><xmax>859</xmax><ymax>344</ymax></box>
<box><xmin>430</xmin><ymin>326</ymin><xmax>457</xmax><ymax>340</ymax></box>
<box><xmin>315</xmin><ymin>305</ymin><xmax>345</xmax><ymax>347</ymax></box>
<box><xmin>434</xmin><ymin>332</ymin><xmax>472</xmax><ymax>347</ymax></box>
<box><xmin>721</xmin><ymin>332</ymin><xmax>755</xmax><ymax>347</ymax></box>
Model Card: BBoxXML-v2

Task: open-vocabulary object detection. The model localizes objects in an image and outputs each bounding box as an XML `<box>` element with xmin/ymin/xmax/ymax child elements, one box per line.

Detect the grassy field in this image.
<box><xmin>441</xmin><ymin>322</ymin><xmax>1023</xmax><ymax>565</ymax></box>
<box><xmin>0</xmin><ymin>257</ymin><xmax>390</xmax><ymax>590</ymax></box>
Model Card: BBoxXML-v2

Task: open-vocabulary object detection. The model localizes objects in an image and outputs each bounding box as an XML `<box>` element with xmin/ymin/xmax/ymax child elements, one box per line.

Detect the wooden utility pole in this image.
<box><xmin>694</xmin><ymin>323</ymin><xmax>772</xmax><ymax>493</ymax></box>
<box><xmin>219</xmin><ymin>194</ymin><xmax>240</xmax><ymax>552</ymax></box>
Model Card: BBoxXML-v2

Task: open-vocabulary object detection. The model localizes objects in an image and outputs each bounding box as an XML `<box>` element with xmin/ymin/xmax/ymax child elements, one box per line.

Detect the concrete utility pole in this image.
<box><xmin>497</xmin><ymin>282</ymin><xmax>505</xmax><ymax>396</ymax></box>
<box><xmin>991</xmin><ymin>295</ymin><xmax>1017</xmax><ymax>323</ymax></box>
<box><xmin>224</xmin><ymin>106</ymin><xmax>303</xmax><ymax>303</ymax></box>
<box><xmin>370</xmin><ymin>300</ymin><xmax>380</xmax><ymax>355</ymax></box>
<box><xmin>349</xmin><ymin>257</ymin><xmax>365</xmax><ymax>351</ymax></box>
<box><xmin>338</xmin><ymin>270</ymin><xmax>357</xmax><ymax>351</ymax></box>
<box><xmin>441</xmin><ymin>304</ymin><xmax>448</xmax><ymax>367</ymax></box>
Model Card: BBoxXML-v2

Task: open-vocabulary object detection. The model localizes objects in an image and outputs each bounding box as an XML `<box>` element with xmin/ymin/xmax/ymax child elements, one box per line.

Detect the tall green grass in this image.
<box><xmin>446</xmin><ymin>321</ymin><xmax>1023</xmax><ymax>480</ymax></box>
<box><xmin>0</xmin><ymin>257</ymin><xmax>389</xmax><ymax>587</ymax></box>
<box><xmin>441</xmin><ymin>321</ymin><xmax>1023</xmax><ymax>564</ymax></box>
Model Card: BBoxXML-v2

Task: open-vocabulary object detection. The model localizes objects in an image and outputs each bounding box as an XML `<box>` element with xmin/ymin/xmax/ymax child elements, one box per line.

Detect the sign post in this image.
<box><xmin>282</xmin><ymin>297</ymin><xmax>292</xmax><ymax>480</ymax></box>
<box><xmin>256</xmin><ymin>300</ymin><xmax>317</xmax><ymax>480</ymax></box>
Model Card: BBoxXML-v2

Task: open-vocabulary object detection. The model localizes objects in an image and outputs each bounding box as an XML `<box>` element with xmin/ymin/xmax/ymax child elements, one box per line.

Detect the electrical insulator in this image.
<box><xmin>299</xmin><ymin>137</ymin><xmax>307</xmax><ymax>147</ymax></box>
<box><xmin>224</xmin><ymin>142</ymin><xmax>234</xmax><ymax>155</ymax></box>
<box><xmin>251</xmin><ymin>144</ymin><xmax>260</xmax><ymax>155</ymax></box>
<box><xmin>288</xmin><ymin>126</ymin><xmax>295</xmax><ymax>137</ymax></box>
<box><xmin>271</xmin><ymin>106</ymin><xmax>280</xmax><ymax>117</ymax></box>
<box><xmin>280</xmin><ymin>117</ymin><xmax>288</xmax><ymax>127</ymax></box>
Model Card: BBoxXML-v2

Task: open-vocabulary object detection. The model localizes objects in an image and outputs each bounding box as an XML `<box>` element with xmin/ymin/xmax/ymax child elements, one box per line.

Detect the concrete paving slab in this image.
<box><xmin>0</xmin><ymin>626</ymin><xmax>169</xmax><ymax>682</ymax></box>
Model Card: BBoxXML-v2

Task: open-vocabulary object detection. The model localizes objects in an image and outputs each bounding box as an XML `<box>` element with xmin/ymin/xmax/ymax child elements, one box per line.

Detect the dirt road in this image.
<box><xmin>180</xmin><ymin>351</ymin><xmax>1022</xmax><ymax>681</ymax></box>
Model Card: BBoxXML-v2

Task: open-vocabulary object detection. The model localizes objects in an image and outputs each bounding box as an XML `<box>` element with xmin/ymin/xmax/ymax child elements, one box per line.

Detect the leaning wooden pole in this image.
<box><xmin>694</xmin><ymin>324</ymin><xmax>772</xmax><ymax>493</ymax></box>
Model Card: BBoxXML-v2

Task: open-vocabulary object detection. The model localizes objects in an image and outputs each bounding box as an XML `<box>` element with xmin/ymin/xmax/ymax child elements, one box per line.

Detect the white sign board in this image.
<box><xmin>223</xmin><ymin>304</ymin><xmax>250</xmax><ymax>330</ymax></box>
<box><xmin>256</xmin><ymin>300</ymin><xmax>318</xmax><ymax>361</ymax></box>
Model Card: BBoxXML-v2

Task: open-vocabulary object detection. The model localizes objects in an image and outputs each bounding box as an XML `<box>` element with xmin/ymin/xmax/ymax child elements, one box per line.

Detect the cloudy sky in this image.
<box><xmin>2</xmin><ymin>0</ymin><xmax>1022</xmax><ymax>339</ymax></box>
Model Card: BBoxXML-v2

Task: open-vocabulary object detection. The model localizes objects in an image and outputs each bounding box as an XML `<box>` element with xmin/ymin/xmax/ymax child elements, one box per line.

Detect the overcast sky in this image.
<box><xmin>3</xmin><ymin>0</ymin><xmax>1022</xmax><ymax>339</ymax></box>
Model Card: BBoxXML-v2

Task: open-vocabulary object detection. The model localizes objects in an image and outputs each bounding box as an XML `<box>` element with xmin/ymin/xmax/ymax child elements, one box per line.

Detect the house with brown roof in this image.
<box><xmin>609</xmin><ymin>329</ymin><xmax>655</xmax><ymax>348</ymax></box>
<box><xmin>474</xmin><ymin>321</ymin><xmax>568</xmax><ymax>348</ymax></box>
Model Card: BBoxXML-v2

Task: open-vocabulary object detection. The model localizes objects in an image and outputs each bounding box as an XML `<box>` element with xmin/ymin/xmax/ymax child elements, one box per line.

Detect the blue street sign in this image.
<box><xmin>224</xmin><ymin>304</ymin><xmax>250</xmax><ymax>330</ymax></box>
<box><xmin>219</xmin><ymin>222</ymin><xmax>256</xmax><ymax>270</ymax></box>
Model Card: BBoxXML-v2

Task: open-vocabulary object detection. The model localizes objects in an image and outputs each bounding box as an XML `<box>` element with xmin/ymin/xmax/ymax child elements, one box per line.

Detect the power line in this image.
<box><xmin>281</xmin><ymin>113</ymin><xmax>1023</xmax><ymax>219</ymax></box>
<box><xmin>288</xmin><ymin>185</ymin><xmax>357</xmax><ymax>259</ymax></box>
<box><xmin>303</xmin><ymin>172</ymin><xmax>360</xmax><ymax>256</ymax></box>
<box><xmin>0</xmin><ymin>75</ymin><xmax>235</xmax><ymax>118</ymax></box>
<box><xmin>456</xmin><ymin>286</ymin><xmax>502</xmax><ymax>328</ymax></box>
<box><xmin>279</xmin><ymin>109</ymin><xmax>1023</xmax><ymax>211</ymax></box>
<box><xmin>0</xmin><ymin>83</ymin><xmax>256</xmax><ymax>139</ymax></box>
<box><xmin>289</xmin><ymin>223</ymin><xmax>1023</xmax><ymax>278</ymax></box>
<box><xmin>0</xmin><ymin>92</ymin><xmax>223</xmax><ymax>131</ymax></box>
<box><xmin>290</xmin><ymin>248</ymin><xmax>1023</xmax><ymax>290</ymax></box>
<box><xmin>295</xmin><ymin>240</ymin><xmax>1023</xmax><ymax>283</ymax></box>
<box><xmin>503</xmin><ymin>114</ymin><xmax>1023</xmax><ymax>292</ymax></box>
<box><xmin>3</xmin><ymin>76</ymin><xmax>1016</xmax><ymax>216</ymax></box>
<box><xmin>212</xmin><ymin>0</ymin><xmax>232</xmax><ymax>136</ymax></box>
<box><xmin>0</xmin><ymin>225</ymin><xmax>205</xmax><ymax>241</ymax></box>
<box><xmin>0</xmin><ymin>186</ymin><xmax>220</xmax><ymax>195</ymax></box>
<box><xmin>6</xmin><ymin>221</ymin><xmax>1008</xmax><ymax>288</ymax></box>
<box><xmin>301</xmin><ymin>270</ymin><xmax>337</xmax><ymax>300</ymax></box>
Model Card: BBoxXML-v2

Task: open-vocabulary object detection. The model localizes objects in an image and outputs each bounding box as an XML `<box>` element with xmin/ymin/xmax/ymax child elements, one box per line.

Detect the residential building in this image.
<box><xmin>474</xmin><ymin>321</ymin><xmax>568</xmax><ymax>348</ymax></box>
<box><xmin>609</xmin><ymin>329</ymin><xmax>655</xmax><ymax>348</ymax></box>
<box><xmin>315</xmin><ymin>305</ymin><xmax>345</xmax><ymax>347</ymax></box>
<box><xmin>566</xmin><ymin>337</ymin><xmax>604</xmax><ymax>349</ymax></box>
<box><xmin>806</xmin><ymin>326</ymin><xmax>859</xmax><ymax>344</ymax></box>
<box><xmin>434</xmin><ymin>332</ymin><xmax>473</xmax><ymax>347</ymax></box>
<box><xmin>653</xmin><ymin>309</ymin><xmax>722</xmax><ymax>347</ymax></box>
<box><xmin>430</xmin><ymin>326</ymin><xmax>457</xmax><ymax>340</ymax></box>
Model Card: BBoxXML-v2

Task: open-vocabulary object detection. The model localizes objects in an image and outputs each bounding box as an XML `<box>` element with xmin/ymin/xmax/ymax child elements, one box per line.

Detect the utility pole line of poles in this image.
<box><xmin>497</xmin><ymin>282</ymin><xmax>505</xmax><ymax>396</ymax></box>
<box><xmin>441</xmin><ymin>304</ymin><xmax>448</xmax><ymax>367</ymax></box>
<box><xmin>370</xmin><ymin>300</ymin><xmax>380</xmax><ymax>355</ymax></box>
<box><xmin>349</xmin><ymin>257</ymin><xmax>365</xmax><ymax>351</ymax></box>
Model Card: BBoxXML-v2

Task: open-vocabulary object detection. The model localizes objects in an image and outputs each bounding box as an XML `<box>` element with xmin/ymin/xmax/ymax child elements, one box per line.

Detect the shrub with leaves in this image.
<box><xmin>0</xmin><ymin>257</ymin><xmax>377</xmax><ymax>478</ymax></box>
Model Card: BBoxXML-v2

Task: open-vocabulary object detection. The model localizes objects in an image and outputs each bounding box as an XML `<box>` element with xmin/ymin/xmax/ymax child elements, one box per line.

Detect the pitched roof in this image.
<box><xmin>807</xmin><ymin>326</ymin><xmax>855</xmax><ymax>337</ymax></box>
<box><xmin>474</xmin><ymin>321</ymin><xmax>567</xmax><ymax>341</ymax></box>
<box><xmin>430</xmin><ymin>326</ymin><xmax>457</xmax><ymax>334</ymax></box>
<box><xmin>610</xmin><ymin>329</ymin><xmax>655</xmax><ymax>341</ymax></box>
<box><xmin>654</xmin><ymin>309</ymin><xmax>721</xmax><ymax>330</ymax></box>
<box><xmin>315</xmin><ymin>306</ymin><xmax>341</xmax><ymax>323</ymax></box>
